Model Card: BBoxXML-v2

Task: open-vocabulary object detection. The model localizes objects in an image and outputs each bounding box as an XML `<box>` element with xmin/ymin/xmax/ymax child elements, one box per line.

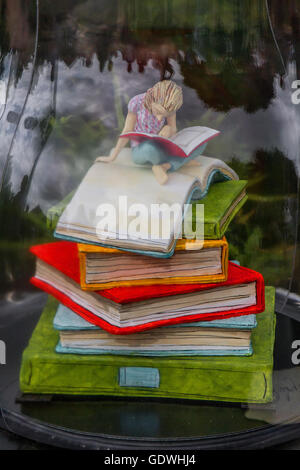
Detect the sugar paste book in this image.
<box><xmin>19</xmin><ymin>287</ymin><xmax>275</xmax><ymax>403</ymax></box>
<box><xmin>78</xmin><ymin>237</ymin><xmax>229</xmax><ymax>290</ymax></box>
<box><xmin>189</xmin><ymin>180</ymin><xmax>248</xmax><ymax>239</ymax></box>
<box><xmin>53</xmin><ymin>303</ymin><xmax>257</xmax><ymax>331</ymax></box>
<box><xmin>121</xmin><ymin>126</ymin><xmax>220</xmax><ymax>159</ymax></box>
<box><xmin>29</xmin><ymin>241</ymin><xmax>265</xmax><ymax>335</ymax></box>
<box><xmin>54</xmin><ymin>149</ymin><xmax>238</xmax><ymax>258</ymax></box>
<box><xmin>54</xmin><ymin>304</ymin><xmax>256</xmax><ymax>357</ymax></box>
<box><xmin>47</xmin><ymin>180</ymin><xmax>248</xmax><ymax>240</ymax></box>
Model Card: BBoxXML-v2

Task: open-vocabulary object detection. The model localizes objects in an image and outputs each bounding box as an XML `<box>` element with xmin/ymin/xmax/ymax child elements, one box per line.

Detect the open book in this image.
<box><xmin>121</xmin><ymin>126</ymin><xmax>220</xmax><ymax>158</ymax></box>
<box><xmin>55</xmin><ymin>149</ymin><xmax>239</xmax><ymax>258</ymax></box>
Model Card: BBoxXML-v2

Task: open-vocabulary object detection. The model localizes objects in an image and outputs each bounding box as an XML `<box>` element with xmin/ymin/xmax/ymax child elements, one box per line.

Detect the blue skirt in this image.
<box><xmin>132</xmin><ymin>141</ymin><xmax>207</xmax><ymax>172</ymax></box>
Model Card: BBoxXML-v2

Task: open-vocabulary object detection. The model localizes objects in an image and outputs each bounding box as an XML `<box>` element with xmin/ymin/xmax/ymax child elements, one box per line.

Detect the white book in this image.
<box><xmin>55</xmin><ymin>149</ymin><xmax>238</xmax><ymax>257</ymax></box>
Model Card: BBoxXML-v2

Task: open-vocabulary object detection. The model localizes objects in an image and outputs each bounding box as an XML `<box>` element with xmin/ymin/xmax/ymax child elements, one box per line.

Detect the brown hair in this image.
<box><xmin>144</xmin><ymin>80</ymin><xmax>183</xmax><ymax>114</ymax></box>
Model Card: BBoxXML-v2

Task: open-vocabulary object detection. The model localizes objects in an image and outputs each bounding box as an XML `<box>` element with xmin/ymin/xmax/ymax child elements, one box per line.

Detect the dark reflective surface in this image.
<box><xmin>1</xmin><ymin>0</ymin><xmax>300</xmax><ymax>446</ymax></box>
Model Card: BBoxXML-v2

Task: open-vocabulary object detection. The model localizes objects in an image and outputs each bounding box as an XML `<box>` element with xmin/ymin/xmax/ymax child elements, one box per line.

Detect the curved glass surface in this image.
<box><xmin>1</xmin><ymin>0</ymin><xmax>300</xmax><ymax>447</ymax></box>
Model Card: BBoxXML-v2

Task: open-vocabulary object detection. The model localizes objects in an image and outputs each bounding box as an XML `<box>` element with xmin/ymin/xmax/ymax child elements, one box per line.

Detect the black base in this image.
<box><xmin>16</xmin><ymin>391</ymin><xmax>248</xmax><ymax>408</ymax></box>
<box><xmin>1</xmin><ymin>407</ymin><xmax>300</xmax><ymax>450</ymax></box>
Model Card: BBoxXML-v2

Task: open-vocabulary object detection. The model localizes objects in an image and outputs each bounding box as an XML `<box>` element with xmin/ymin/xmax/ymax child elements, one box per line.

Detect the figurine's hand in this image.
<box><xmin>159</xmin><ymin>125</ymin><xmax>173</xmax><ymax>138</ymax></box>
<box><xmin>95</xmin><ymin>156</ymin><xmax>114</xmax><ymax>163</ymax></box>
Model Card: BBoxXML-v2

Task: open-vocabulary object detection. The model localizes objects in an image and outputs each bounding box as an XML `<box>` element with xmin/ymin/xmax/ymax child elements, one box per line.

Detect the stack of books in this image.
<box><xmin>20</xmin><ymin>153</ymin><xmax>276</xmax><ymax>403</ymax></box>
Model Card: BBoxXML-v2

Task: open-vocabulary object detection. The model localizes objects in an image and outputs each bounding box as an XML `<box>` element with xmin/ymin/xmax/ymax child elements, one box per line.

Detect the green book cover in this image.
<box><xmin>185</xmin><ymin>180</ymin><xmax>248</xmax><ymax>239</ymax></box>
<box><xmin>20</xmin><ymin>286</ymin><xmax>275</xmax><ymax>404</ymax></box>
<box><xmin>47</xmin><ymin>180</ymin><xmax>247</xmax><ymax>239</ymax></box>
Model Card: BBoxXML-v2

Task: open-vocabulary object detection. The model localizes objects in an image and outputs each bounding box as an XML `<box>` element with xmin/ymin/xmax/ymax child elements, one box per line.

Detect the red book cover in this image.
<box><xmin>30</xmin><ymin>241</ymin><xmax>265</xmax><ymax>334</ymax></box>
<box><xmin>120</xmin><ymin>129</ymin><xmax>220</xmax><ymax>158</ymax></box>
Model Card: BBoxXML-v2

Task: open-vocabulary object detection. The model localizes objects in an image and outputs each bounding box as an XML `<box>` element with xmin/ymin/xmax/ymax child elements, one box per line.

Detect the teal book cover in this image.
<box><xmin>54</xmin><ymin>303</ymin><xmax>255</xmax><ymax>357</ymax></box>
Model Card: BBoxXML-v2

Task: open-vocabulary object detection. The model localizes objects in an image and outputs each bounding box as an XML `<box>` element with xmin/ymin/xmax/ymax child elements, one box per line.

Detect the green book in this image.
<box><xmin>47</xmin><ymin>180</ymin><xmax>247</xmax><ymax>239</ymax></box>
<box><xmin>187</xmin><ymin>180</ymin><xmax>248</xmax><ymax>239</ymax></box>
<box><xmin>20</xmin><ymin>287</ymin><xmax>275</xmax><ymax>404</ymax></box>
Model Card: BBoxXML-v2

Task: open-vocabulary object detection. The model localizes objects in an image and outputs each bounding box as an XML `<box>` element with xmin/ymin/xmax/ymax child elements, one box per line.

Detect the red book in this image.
<box><xmin>30</xmin><ymin>241</ymin><xmax>265</xmax><ymax>335</ymax></box>
<box><xmin>120</xmin><ymin>127</ymin><xmax>220</xmax><ymax>158</ymax></box>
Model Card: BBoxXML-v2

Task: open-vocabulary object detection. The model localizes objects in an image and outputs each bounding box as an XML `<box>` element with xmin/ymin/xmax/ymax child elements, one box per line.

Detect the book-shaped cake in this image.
<box><xmin>19</xmin><ymin>287</ymin><xmax>276</xmax><ymax>403</ymax></box>
<box><xmin>54</xmin><ymin>149</ymin><xmax>239</xmax><ymax>258</ymax></box>
<box><xmin>47</xmin><ymin>180</ymin><xmax>248</xmax><ymax>240</ymax></box>
<box><xmin>78</xmin><ymin>237</ymin><xmax>229</xmax><ymax>290</ymax></box>
<box><xmin>30</xmin><ymin>241</ymin><xmax>265</xmax><ymax>335</ymax></box>
<box><xmin>121</xmin><ymin>126</ymin><xmax>220</xmax><ymax>159</ymax></box>
<box><xmin>54</xmin><ymin>303</ymin><xmax>256</xmax><ymax>356</ymax></box>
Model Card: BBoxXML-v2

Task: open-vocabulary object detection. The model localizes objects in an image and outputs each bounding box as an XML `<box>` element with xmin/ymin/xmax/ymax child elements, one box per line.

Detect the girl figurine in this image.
<box><xmin>97</xmin><ymin>80</ymin><xmax>207</xmax><ymax>184</ymax></box>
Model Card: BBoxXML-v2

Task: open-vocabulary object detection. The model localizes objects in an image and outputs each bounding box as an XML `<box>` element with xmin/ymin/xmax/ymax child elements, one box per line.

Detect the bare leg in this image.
<box><xmin>185</xmin><ymin>159</ymin><xmax>201</xmax><ymax>167</ymax></box>
<box><xmin>152</xmin><ymin>163</ymin><xmax>171</xmax><ymax>185</ymax></box>
<box><xmin>161</xmin><ymin>163</ymin><xmax>172</xmax><ymax>170</ymax></box>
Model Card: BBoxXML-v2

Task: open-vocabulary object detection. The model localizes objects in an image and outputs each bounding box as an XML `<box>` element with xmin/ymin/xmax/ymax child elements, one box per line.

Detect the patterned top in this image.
<box><xmin>128</xmin><ymin>93</ymin><xmax>166</xmax><ymax>147</ymax></box>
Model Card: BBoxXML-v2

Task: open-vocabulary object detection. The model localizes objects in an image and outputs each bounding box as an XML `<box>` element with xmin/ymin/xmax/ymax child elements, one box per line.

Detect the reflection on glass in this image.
<box><xmin>0</xmin><ymin>0</ymin><xmax>300</xmax><ymax>440</ymax></box>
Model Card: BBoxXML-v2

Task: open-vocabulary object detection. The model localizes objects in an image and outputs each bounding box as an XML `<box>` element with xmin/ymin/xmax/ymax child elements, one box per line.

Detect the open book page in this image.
<box><xmin>107</xmin><ymin>149</ymin><xmax>238</xmax><ymax>191</ymax></box>
<box><xmin>178</xmin><ymin>155</ymin><xmax>238</xmax><ymax>194</ymax></box>
<box><xmin>56</xmin><ymin>149</ymin><xmax>198</xmax><ymax>253</ymax></box>
<box><xmin>169</xmin><ymin>127</ymin><xmax>220</xmax><ymax>155</ymax></box>
<box><xmin>55</xmin><ymin>149</ymin><xmax>238</xmax><ymax>254</ymax></box>
<box><xmin>122</xmin><ymin>126</ymin><xmax>219</xmax><ymax>158</ymax></box>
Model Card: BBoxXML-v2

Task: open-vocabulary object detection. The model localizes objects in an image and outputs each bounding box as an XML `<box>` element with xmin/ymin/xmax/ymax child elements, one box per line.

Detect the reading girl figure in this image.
<box><xmin>97</xmin><ymin>80</ymin><xmax>207</xmax><ymax>184</ymax></box>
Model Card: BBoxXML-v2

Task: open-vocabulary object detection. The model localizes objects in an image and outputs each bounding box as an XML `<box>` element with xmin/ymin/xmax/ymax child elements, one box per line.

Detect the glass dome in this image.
<box><xmin>1</xmin><ymin>0</ymin><xmax>300</xmax><ymax>449</ymax></box>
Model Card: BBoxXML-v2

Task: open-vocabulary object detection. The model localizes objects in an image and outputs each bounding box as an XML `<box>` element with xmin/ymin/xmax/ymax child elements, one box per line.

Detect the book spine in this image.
<box><xmin>203</xmin><ymin>222</ymin><xmax>221</xmax><ymax>239</ymax></box>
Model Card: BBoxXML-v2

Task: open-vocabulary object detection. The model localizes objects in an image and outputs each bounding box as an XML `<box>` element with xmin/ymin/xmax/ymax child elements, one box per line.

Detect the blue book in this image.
<box><xmin>54</xmin><ymin>304</ymin><xmax>256</xmax><ymax>357</ymax></box>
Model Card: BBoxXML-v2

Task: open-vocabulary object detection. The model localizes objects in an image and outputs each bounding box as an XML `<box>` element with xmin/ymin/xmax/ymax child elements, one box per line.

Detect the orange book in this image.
<box><xmin>78</xmin><ymin>238</ymin><xmax>228</xmax><ymax>291</ymax></box>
